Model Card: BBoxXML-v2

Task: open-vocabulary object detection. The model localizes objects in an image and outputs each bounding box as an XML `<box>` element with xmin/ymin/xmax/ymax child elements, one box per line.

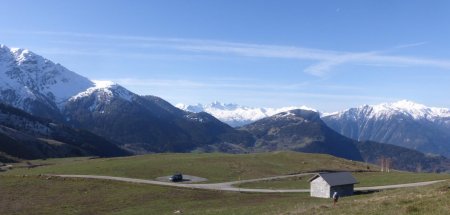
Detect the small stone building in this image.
<box><xmin>308</xmin><ymin>172</ymin><xmax>358</xmax><ymax>198</ymax></box>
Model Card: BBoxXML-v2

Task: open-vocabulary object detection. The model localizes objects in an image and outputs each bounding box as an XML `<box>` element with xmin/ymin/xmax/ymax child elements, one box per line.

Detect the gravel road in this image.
<box><xmin>50</xmin><ymin>174</ymin><xmax>447</xmax><ymax>193</ymax></box>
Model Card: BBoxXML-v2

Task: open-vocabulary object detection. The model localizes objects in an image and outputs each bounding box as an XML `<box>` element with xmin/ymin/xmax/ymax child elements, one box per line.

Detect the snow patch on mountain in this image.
<box><xmin>70</xmin><ymin>80</ymin><xmax>135</xmax><ymax>103</ymax></box>
<box><xmin>271</xmin><ymin>110</ymin><xmax>300</xmax><ymax>120</ymax></box>
<box><xmin>374</xmin><ymin>100</ymin><xmax>450</xmax><ymax>119</ymax></box>
<box><xmin>327</xmin><ymin>100</ymin><xmax>450</xmax><ymax>121</ymax></box>
<box><xmin>176</xmin><ymin>102</ymin><xmax>316</xmax><ymax>127</ymax></box>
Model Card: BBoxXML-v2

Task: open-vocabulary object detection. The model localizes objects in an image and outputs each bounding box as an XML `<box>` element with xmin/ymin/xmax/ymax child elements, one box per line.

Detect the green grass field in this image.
<box><xmin>0</xmin><ymin>175</ymin><xmax>328</xmax><ymax>215</ymax></box>
<box><xmin>1</xmin><ymin>175</ymin><xmax>449</xmax><ymax>215</ymax></box>
<box><xmin>1</xmin><ymin>152</ymin><xmax>378</xmax><ymax>183</ymax></box>
<box><xmin>238</xmin><ymin>172</ymin><xmax>450</xmax><ymax>189</ymax></box>
<box><xmin>1</xmin><ymin>152</ymin><xmax>449</xmax><ymax>214</ymax></box>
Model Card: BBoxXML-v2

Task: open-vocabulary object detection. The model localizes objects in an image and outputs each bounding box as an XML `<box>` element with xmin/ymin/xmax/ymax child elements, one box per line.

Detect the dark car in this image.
<box><xmin>169</xmin><ymin>173</ymin><xmax>183</xmax><ymax>182</ymax></box>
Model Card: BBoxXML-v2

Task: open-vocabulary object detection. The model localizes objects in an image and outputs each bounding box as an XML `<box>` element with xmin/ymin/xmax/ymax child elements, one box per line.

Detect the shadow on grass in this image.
<box><xmin>353</xmin><ymin>190</ymin><xmax>379</xmax><ymax>196</ymax></box>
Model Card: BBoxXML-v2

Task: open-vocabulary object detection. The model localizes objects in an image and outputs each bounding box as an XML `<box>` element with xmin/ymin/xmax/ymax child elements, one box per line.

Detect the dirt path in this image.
<box><xmin>50</xmin><ymin>174</ymin><xmax>447</xmax><ymax>193</ymax></box>
<box><xmin>354</xmin><ymin>180</ymin><xmax>447</xmax><ymax>191</ymax></box>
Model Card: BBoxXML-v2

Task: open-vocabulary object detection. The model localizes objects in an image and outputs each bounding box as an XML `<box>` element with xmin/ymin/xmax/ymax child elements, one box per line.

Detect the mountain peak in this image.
<box><xmin>93</xmin><ymin>80</ymin><xmax>116</xmax><ymax>89</ymax></box>
<box><xmin>209</xmin><ymin>101</ymin><xmax>239</xmax><ymax>110</ymax></box>
<box><xmin>369</xmin><ymin>100</ymin><xmax>450</xmax><ymax>120</ymax></box>
<box><xmin>69</xmin><ymin>80</ymin><xmax>135</xmax><ymax>103</ymax></box>
<box><xmin>0</xmin><ymin>44</ymin><xmax>94</xmax><ymax>112</ymax></box>
<box><xmin>271</xmin><ymin>109</ymin><xmax>320</xmax><ymax>121</ymax></box>
<box><xmin>375</xmin><ymin>100</ymin><xmax>427</xmax><ymax>111</ymax></box>
<box><xmin>177</xmin><ymin>102</ymin><xmax>316</xmax><ymax>127</ymax></box>
<box><xmin>5</xmin><ymin>46</ymin><xmax>43</xmax><ymax>66</ymax></box>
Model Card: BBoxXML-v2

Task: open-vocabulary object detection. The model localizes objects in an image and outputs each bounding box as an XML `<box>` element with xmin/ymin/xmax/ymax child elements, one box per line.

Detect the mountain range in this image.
<box><xmin>1</xmin><ymin>44</ymin><xmax>449</xmax><ymax>172</ymax></box>
<box><xmin>239</xmin><ymin>109</ymin><xmax>363</xmax><ymax>161</ymax></box>
<box><xmin>0</xmin><ymin>44</ymin><xmax>253</xmax><ymax>155</ymax></box>
<box><xmin>180</xmin><ymin>100</ymin><xmax>450</xmax><ymax>158</ymax></box>
<box><xmin>323</xmin><ymin>100</ymin><xmax>450</xmax><ymax>158</ymax></box>
<box><xmin>176</xmin><ymin>102</ymin><xmax>315</xmax><ymax>127</ymax></box>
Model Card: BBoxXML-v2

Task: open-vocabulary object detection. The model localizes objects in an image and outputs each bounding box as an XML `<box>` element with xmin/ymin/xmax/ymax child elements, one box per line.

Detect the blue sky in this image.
<box><xmin>1</xmin><ymin>0</ymin><xmax>450</xmax><ymax>111</ymax></box>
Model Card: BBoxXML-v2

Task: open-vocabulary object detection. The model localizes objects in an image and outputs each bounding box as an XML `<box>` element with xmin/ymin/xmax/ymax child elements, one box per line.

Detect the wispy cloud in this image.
<box><xmin>4</xmin><ymin>30</ymin><xmax>450</xmax><ymax>76</ymax></box>
<box><xmin>113</xmin><ymin>78</ymin><xmax>389</xmax><ymax>105</ymax></box>
<box><xmin>37</xmin><ymin>47</ymin><xmax>220</xmax><ymax>61</ymax></box>
<box><xmin>113</xmin><ymin>78</ymin><xmax>310</xmax><ymax>91</ymax></box>
<box><xmin>394</xmin><ymin>41</ymin><xmax>429</xmax><ymax>49</ymax></box>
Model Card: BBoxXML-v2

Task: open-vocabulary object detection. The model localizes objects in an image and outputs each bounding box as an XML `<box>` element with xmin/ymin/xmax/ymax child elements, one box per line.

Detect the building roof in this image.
<box><xmin>308</xmin><ymin>172</ymin><xmax>358</xmax><ymax>186</ymax></box>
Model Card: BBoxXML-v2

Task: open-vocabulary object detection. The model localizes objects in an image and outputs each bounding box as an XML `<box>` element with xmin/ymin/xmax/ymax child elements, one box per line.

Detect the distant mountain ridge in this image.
<box><xmin>1</xmin><ymin>44</ymin><xmax>449</xmax><ymax>172</ymax></box>
<box><xmin>176</xmin><ymin>102</ymin><xmax>316</xmax><ymax>127</ymax></box>
<box><xmin>181</xmin><ymin>100</ymin><xmax>450</xmax><ymax>158</ymax></box>
<box><xmin>0</xmin><ymin>45</ymin><xmax>362</xmax><ymax>162</ymax></box>
<box><xmin>322</xmin><ymin>100</ymin><xmax>450</xmax><ymax>157</ymax></box>
<box><xmin>240</xmin><ymin>109</ymin><xmax>364</xmax><ymax>161</ymax></box>
<box><xmin>323</xmin><ymin>100</ymin><xmax>450</xmax><ymax>120</ymax></box>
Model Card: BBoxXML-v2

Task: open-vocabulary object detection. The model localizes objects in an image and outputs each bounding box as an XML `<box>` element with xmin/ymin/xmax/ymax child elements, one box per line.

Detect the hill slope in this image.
<box><xmin>241</xmin><ymin>109</ymin><xmax>364</xmax><ymax>161</ymax></box>
<box><xmin>357</xmin><ymin>141</ymin><xmax>450</xmax><ymax>173</ymax></box>
<box><xmin>64</xmin><ymin>88</ymin><xmax>254</xmax><ymax>153</ymax></box>
<box><xmin>0</xmin><ymin>103</ymin><xmax>129</xmax><ymax>159</ymax></box>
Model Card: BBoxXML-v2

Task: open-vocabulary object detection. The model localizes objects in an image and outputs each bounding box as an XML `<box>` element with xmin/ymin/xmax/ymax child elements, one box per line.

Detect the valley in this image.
<box><xmin>2</xmin><ymin>1</ymin><xmax>450</xmax><ymax>214</ymax></box>
<box><xmin>0</xmin><ymin>43</ymin><xmax>449</xmax><ymax>215</ymax></box>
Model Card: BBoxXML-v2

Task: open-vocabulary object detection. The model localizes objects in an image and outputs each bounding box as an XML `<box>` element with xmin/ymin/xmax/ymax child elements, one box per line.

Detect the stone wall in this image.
<box><xmin>310</xmin><ymin>177</ymin><xmax>330</xmax><ymax>198</ymax></box>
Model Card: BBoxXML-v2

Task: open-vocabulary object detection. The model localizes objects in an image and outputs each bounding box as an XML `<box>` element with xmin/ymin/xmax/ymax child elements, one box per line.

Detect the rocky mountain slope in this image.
<box><xmin>240</xmin><ymin>109</ymin><xmax>364</xmax><ymax>161</ymax></box>
<box><xmin>323</xmin><ymin>100</ymin><xmax>450</xmax><ymax>157</ymax></box>
<box><xmin>0</xmin><ymin>103</ymin><xmax>129</xmax><ymax>160</ymax></box>
<box><xmin>64</xmin><ymin>86</ymin><xmax>254</xmax><ymax>153</ymax></box>
<box><xmin>0</xmin><ymin>44</ymin><xmax>94</xmax><ymax>120</ymax></box>
<box><xmin>239</xmin><ymin>109</ymin><xmax>450</xmax><ymax>172</ymax></box>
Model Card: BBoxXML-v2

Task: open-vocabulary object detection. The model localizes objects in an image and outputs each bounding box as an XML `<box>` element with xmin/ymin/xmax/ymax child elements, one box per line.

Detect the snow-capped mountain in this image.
<box><xmin>0</xmin><ymin>44</ymin><xmax>141</xmax><ymax>120</ymax></box>
<box><xmin>67</xmin><ymin>80</ymin><xmax>137</xmax><ymax>114</ymax></box>
<box><xmin>323</xmin><ymin>100</ymin><xmax>450</xmax><ymax>121</ymax></box>
<box><xmin>0</xmin><ymin>44</ymin><xmax>95</xmax><ymax>119</ymax></box>
<box><xmin>176</xmin><ymin>102</ymin><xmax>316</xmax><ymax>127</ymax></box>
<box><xmin>3</xmin><ymin>44</ymin><xmax>450</xmax><ymax>167</ymax></box>
<box><xmin>0</xmin><ymin>45</ymin><xmax>254</xmax><ymax>154</ymax></box>
<box><xmin>322</xmin><ymin>100</ymin><xmax>450</xmax><ymax>157</ymax></box>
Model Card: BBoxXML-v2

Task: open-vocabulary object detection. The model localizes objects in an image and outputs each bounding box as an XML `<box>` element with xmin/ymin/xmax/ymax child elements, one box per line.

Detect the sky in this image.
<box><xmin>1</xmin><ymin>0</ymin><xmax>450</xmax><ymax>112</ymax></box>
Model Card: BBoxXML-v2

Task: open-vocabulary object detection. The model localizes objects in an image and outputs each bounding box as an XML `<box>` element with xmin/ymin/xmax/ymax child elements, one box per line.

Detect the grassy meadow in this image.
<box><xmin>238</xmin><ymin>172</ymin><xmax>450</xmax><ymax>189</ymax></box>
<box><xmin>1</xmin><ymin>151</ymin><xmax>378</xmax><ymax>183</ymax></box>
<box><xmin>1</xmin><ymin>151</ymin><xmax>449</xmax><ymax>214</ymax></box>
<box><xmin>1</xmin><ymin>174</ymin><xmax>448</xmax><ymax>215</ymax></box>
